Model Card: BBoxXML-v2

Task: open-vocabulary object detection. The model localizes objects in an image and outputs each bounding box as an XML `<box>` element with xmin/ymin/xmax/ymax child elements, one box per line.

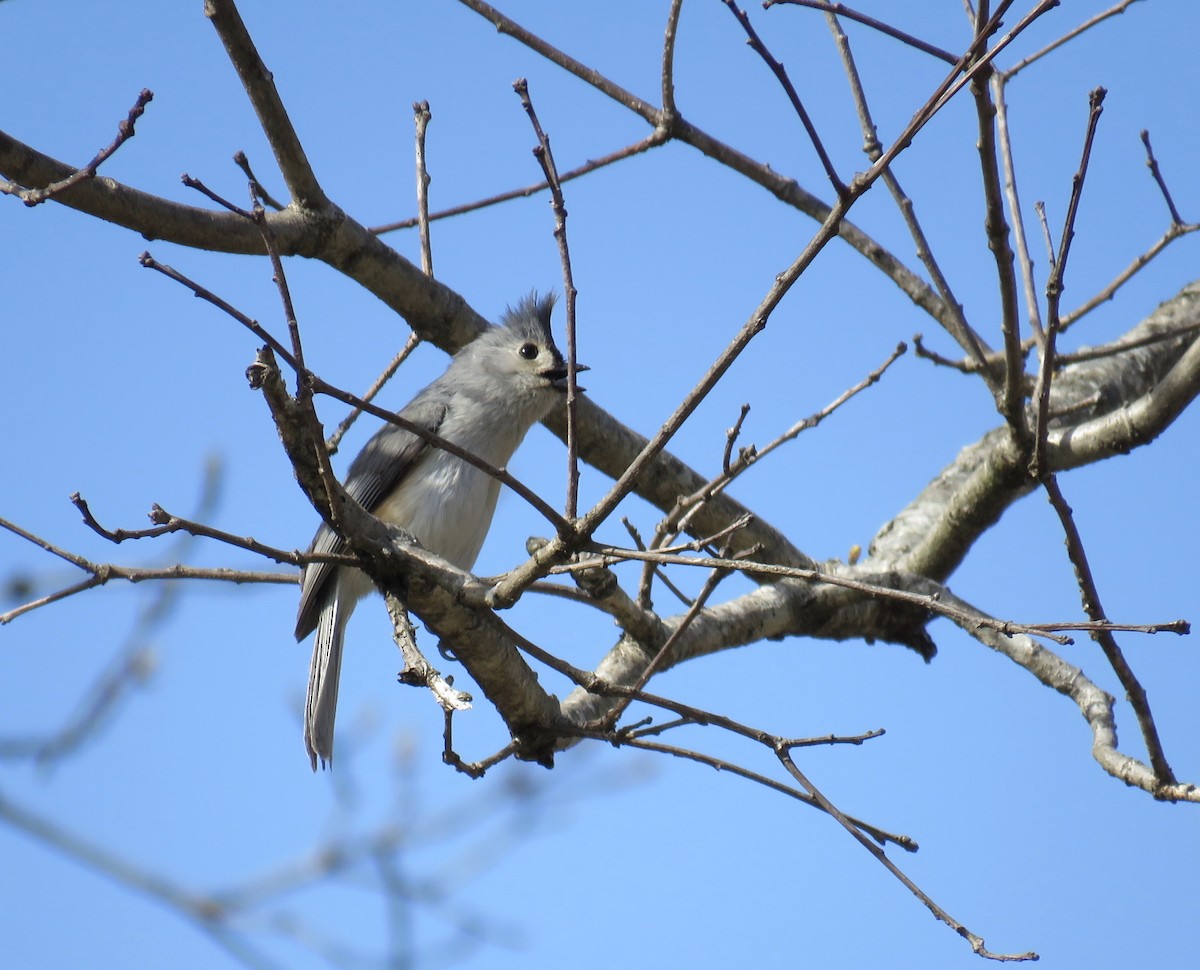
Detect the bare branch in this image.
<box><xmin>767</xmin><ymin>1</ymin><xmax>957</xmax><ymax>64</ymax></box>
<box><xmin>772</xmin><ymin>744</ymin><xmax>1037</xmax><ymax>962</ymax></box>
<box><xmin>369</xmin><ymin>133</ymin><xmax>667</xmax><ymax>235</ymax></box>
<box><xmin>1006</xmin><ymin>0</ymin><xmax>1144</xmax><ymax>79</ymax></box>
<box><xmin>661</xmin><ymin>0</ymin><xmax>684</xmax><ymax>118</ymax></box>
<box><xmin>204</xmin><ymin>0</ymin><xmax>327</xmax><ymax>207</ymax></box>
<box><xmin>991</xmin><ymin>70</ymin><xmax>1045</xmax><ymax>343</ymax></box>
<box><xmin>722</xmin><ymin>404</ymin><xmax>752</xmax><ymax>476</ymax></box>
<box><xmin>513</xmin><ymin>78</ymin><xmax>584</xmax><ymax>519</ymax></box>
<box><xmin>968</xmin><ymin>27</ymin><xmax>1026</xmax><ymax>428</ymax></box>
<box><xmin>1060</xmin><ymin>221</ymin><xmax>1200</xmax><ymax>328</ymax></box>
<box><xmin>247</xmin><ymin>188</ymin><xmax>308</xmax><ymax>372</ymax></box>
<box><xmin>1031</xmin><ymin>87</ymin><xmax>1106</xmax><ymax>480</ymax></box>
<box><xmin>938</xmin><ymin>589</ymin><xmax>1197</xmax><ymax>802</ymax></box>
<box><xmin>824</xmin><ymin>10</ymin><xmax>992</xmax><ymax>370</ymax></box>
<box><xmin>232</xmin><ymin>150</ymin><xmax>285</xmax><ymax>210</ymax></box>
<box><xmin>724</xmin><ymin>0</ymin><xmax>846</xmax><ymax>196</ymax></box>
<box><xmin>72</xmin><ymin>495</ymin><xmax>322</xmax><ymax>568</ymax></box>
<box><xmin>0</xmin><ymin>514</ymin><xmax>291</xmax><ymax>628</ymax></box>
<box><xmin>325</xmin><ymin>332</ymin><xmax>422</xmax><ymax>454</ymax></box>
<box><xmin>387</xmin><ymin>591</ymin><xmax>473</xmax><ymax>714</ymax></box>
<box><xmin>413</xmin><ymin>100</ymin><xmax>434</xmax><ymax>276</ymax></box>
<box><xmin>2</xmin><ymin>88</ymin><xmax>153</xmax><ymax>206</ymax></box>
<box><xmin>614</xmin><ymin>733</ymin><xmax>916</xmax><ymax>851</ymax></box>
<box><xmin>1140</xmin><ymin>128</ymin><xmax>1185</xmax><ymax>225</ymax></box>
<box><xmin>1041</xmin><ymin>475</ymin><xmax>1177</xmax><ymax>785</ymax></box>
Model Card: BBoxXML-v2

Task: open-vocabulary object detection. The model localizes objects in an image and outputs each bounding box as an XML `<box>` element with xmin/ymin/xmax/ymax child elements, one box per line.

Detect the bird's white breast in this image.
<box><xmin>370</xmin><ymin>397</ymin><xmax>533</xmax><ymax>571</ymax></box>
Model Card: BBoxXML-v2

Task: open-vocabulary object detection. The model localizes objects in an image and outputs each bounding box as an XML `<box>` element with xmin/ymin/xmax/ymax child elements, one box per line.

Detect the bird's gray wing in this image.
<box><xmin>294</xmin><ymin>396</ymin><xmax>448</xmax><ymax>640</ymax></box>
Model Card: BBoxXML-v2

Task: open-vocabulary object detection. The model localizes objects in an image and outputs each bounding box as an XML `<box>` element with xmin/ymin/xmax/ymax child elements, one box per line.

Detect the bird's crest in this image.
<box><xmin>500</xmin><ymin>292</ymin><xmax>557</xmax><ymax>342</ymax></box>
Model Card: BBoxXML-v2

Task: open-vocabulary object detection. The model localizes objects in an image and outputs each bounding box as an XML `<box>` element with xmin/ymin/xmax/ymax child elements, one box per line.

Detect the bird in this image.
<box><xmin>295</xmin><ymin>293</ymin><xmax>575</xmax><ymax>770</ymax></box>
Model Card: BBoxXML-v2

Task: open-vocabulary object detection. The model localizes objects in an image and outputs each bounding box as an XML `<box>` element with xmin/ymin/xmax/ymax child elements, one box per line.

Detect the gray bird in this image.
<box><xmin>295</xmin><ymin>294</ymin><xmax>574</xmax><ymax>771</ymax></box>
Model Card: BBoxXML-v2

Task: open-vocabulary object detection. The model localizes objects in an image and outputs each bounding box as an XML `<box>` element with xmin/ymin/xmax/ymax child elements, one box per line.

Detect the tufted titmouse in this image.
<box><xmin>295</xmin><ymin>294</ymin><xmax>574</xmax><ymax>770</ymax></box>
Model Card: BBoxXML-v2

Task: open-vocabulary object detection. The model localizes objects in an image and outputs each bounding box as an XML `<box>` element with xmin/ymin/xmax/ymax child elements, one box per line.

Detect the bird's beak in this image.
<box><xmin>547</xmin><ymin>362</ymin><xmax>589</xmax><ymax>392</ymax></box>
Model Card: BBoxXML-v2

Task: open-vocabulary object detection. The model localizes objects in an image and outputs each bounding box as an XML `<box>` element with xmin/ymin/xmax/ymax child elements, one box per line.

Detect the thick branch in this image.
<box><xmin>872</xmin><ymin>282</ymin><xmax>1200</xmax><ymax>579</ymax></box>
<box><xmin>204</xmin><ymin>0</ymin><xmax>327</xmax><ymax>208</ymax></box>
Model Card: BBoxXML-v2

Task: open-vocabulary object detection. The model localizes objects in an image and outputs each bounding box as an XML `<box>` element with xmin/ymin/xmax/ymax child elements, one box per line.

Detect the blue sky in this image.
<box><xmin>2</xmin><ymin>2</ymin><xmax>1198</xmax><ymax>968</ymax></box>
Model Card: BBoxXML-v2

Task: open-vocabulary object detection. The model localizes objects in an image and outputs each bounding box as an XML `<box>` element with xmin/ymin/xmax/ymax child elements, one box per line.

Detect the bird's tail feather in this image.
<box><xmin>305</xmin><ymin>592</ymin><xmax>347</xmax><ymax>771</ymax></box>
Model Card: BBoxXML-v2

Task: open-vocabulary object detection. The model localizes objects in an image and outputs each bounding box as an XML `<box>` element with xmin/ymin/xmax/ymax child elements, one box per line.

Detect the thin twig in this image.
<box><xmin>250</xmin><ymin>195</ymin><xmax>307</xmax><ymax>372</ymax></box>
<box><xmin>661</xmin><ymin>0</ymin><xmax>684</xmax><ymax>119</ymax></box>
<box><xmin>0</xmin><ymin>517</ymin><xmax>291</xmax><ymax>628</ymax></box>
<box><xmin>724</xmin><ymin>0</ymin><xmax>846</xmax><ymax>196</ymax></box>
<box><xmin>1033</xmin><ymin>200</ymin><xmax>1053</xmax><ymax>265</ymax></box>
<box><xmin>722</xmin><ymin>404</ymin><xmax>752</xmax><ymax>476</ymax></box>
<box><xmin>181</xmin><ymin>173</ymin><xmax>252</xmax><ymax>216</ymax></box>
<box><xmin>1006</xmin><ymin>0</ymin><xmax>1144</xmax><ymax>79</ymax></box>
<box><xmin>513</xmin><ymin>78</ymin><xmax>583</xmax><ymax>520</ymax></box>
<box><xmin>1056</xmin><ymin>316</ymin><xmax>1200</xmax><ymax>365</ymax></box>
<box><xmin>772</xmin><ymin>744</ymin><xmax>1036</xmax><ymax>961</ymax></box>
<box><xmin>1139</xmin><ymin>129</ymin><xmax>1184</xmax><ymax>226</ymax></box>
<box><xmin>967</xmin><ymin>15</ymin><xmax>1025</xmax><ymax>431</ymax></box>
<box><xmin>5</xmin><ymin>89</ymin><xmax>153</xmax><ymax>206</ymax></box>
<box><xmin>1031</xmin><ymin>88</ymin><xmax>1106</xmax><ymax>480</ymax></box>
<box><xmin>654</xmin><ymin>515</ymin><xmax>755</xmax><ymax>557</ymax></box>
<box><xmin>71</xmin><ymin>495</ymin><xmax>329</xmax><ymax>567</ymax></box>
<box><xmin>991</xmin><ymin>70</ymin><xmax>1045</xmax><ymax>344</ymax></box>
<box><xmin>1024</xmin><ymin>619</ymin><xmax>1188</xmax><ymax>636</ymax></box>
<box><xmin>232</xmin><ymin>150</ymin><xmax>285</xmax><ymax>210</ymax></box>
<box><xmin>622</xmin><ymin>517</ymin><xmax>658</xmax><ymax>609</ymax></box>
<box><xmin>1060</xmin><ymin>222</ymin><xmax>1200</xmax><ymax>328</ymax></box>
<box><xmin>823</xmin><ymin>9</ymin><xmax>991</xmax><ymax>372</ymax></box>
<box><xmin>601</xmin><ymin>561</ymin><xmax>734</xmax><ymax>729</ymax></box>
<box><xmin>666</xmin><ymin>342</ymin><xmax>906</xmax><ymax>544</ymax></box>
<box><xmin>766</xmin><ymin>1</ymin><xmax>957</xmax><ymax>64</ymax></box>
<box><xmin>325</xmin><ymin>332</ymin><xmax>422</xmax><ymax>454</ymax></box>
<box><xmin>1041</xmin><ymin>475</ymin><xmax>1177</xmax><ymax>786</ymax></box>
<box><xmin>611</xmin><ymin>733</ymin><xmax>915</xmax><ymax>850</ymax></box>
<box><xmin>911</xmin><ymin>333</ymin><xmax>1017</xmax><ymax>376</ymax></box>
<box><xmin>368</xmin><ymin>133</ymin><xmax>667</xmax><ymax>235</ymax></box>
<box><xmin>413</xmin><ymin>100</ymin><xmax>434</xmax><ymax>276</ymax></box>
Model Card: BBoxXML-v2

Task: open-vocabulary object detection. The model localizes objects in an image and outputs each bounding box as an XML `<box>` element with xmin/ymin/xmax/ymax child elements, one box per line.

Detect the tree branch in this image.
<box><xmin>204</xmin><ymin>0</ymin><xmax>327</xmax><ymax>208</ymax></box>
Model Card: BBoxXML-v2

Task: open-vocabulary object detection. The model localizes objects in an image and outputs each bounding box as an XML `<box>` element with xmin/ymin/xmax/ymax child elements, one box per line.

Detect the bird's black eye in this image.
<box><xmin>519</xmin><ymin>342</ymin><xmax>539</xmax><ymax>360</ymax></box>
